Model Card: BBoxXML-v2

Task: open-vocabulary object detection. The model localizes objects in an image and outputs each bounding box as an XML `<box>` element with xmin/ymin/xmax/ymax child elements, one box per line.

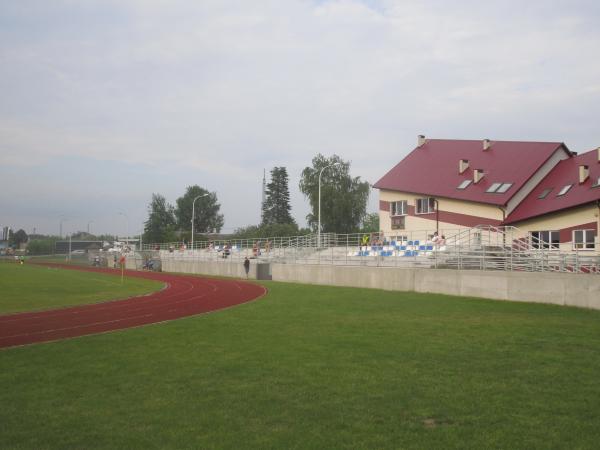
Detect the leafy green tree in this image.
<box><xmin>262</xmin><ymin>167</ymin><xmax>296</xmax><ymax>226</ymax></box>
<box><xmin>232</xmin><ymin>223</ymin><xmax>306</xmax><ymax>240</ymax></box>
<box><xmin>71</xmin><ymin>231</ymin><xmax>96</xmax><ymax>240</ymax></box>
<box><xmin>143</xmin><ymin>193</ymin><xmax>177</xmax><ymax>243</ymax></box>
<box><xmin>299</xmin><ymin>154</ymin><xmax>370</xmax><ymax>234</ymax></box>
<box><xmin>9</xmin><ymin>229</ymin><xmax>28</xmax><ymax>247</ymax></box>
<box><xmin>360</xmin><ymin>213</ymin><xmax>380</xmax><ymax>233</ymax></box>
<box><xmin>27</xmin><ymin>238</ymin><xmax>56</xmax><ymax>255</ymax></box>
<box><xmin>175</xmin><ymin>186</ymin><xmax>224</xmax><ymax>240</ymax></box>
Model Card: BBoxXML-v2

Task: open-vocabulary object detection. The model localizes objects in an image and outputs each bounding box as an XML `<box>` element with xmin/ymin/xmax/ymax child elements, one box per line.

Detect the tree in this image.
<box><xmin>143</xmin><ymin>193</ymin><xmax>177</xmax><ymax>243</ymax></box>
<box><xmin>262</xmin><ymin>167</ymin><xmax>296</xmax><ymax>226</ymax></box>
<box><xmin>9</xmin><ymin>229</ymin><xmax>28</xmax><ymax>247</ymax></box>
<box><xmin>27</xmin><ymin>238</ymin><xmax>57</xmax><ymax>255</ymax></box>
<box><xmin>174</xmin><ymin>186</ymin><xmax>224</xmax><ymax>240</ymax></box>
<box><xmin>299</xmin><ymin>154</ymin><xmax>370</xmax><ymax>234</ymax></box>
<box><xmin>232</xmin><ymin>223</ymin><xmax>307</xmax><ymax>240</ymax></box>
<box><xmin>360</xmin><ymin>213</ymin><xmax>380</xmax><ymax>233</ymax></box>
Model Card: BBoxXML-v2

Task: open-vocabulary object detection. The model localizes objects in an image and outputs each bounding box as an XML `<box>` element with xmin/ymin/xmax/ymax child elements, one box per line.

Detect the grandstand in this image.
<box><xmin>143</xmin><ymin>225</ymin><xmax>600</xmax><ymax>274</ymax></box>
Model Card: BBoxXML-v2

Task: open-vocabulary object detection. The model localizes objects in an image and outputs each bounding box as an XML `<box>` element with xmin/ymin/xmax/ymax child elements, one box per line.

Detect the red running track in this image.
<box><xmin>0</xmin><ymin>264</ymin><xmax>267</xmax><ymax>349</ymax></box>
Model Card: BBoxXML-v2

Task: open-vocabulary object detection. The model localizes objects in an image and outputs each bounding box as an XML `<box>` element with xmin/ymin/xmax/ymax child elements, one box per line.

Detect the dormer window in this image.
<box><xmin>538</xmin><ymin>188</ymin><xmax>553</xmax><ymax>199</ymax></box>
<box><xmin>593</xmin><ymin>177</ymin><xmax>600</xmax><ymax>188</ymax></box>
<box><xmin>457</xmin><ymin>180</ymin><xmax>472</xmax><ymax>190</ymax></box>
<box><xmin>557</xmin><ymin>184</ymin><xmax>572</xmax><ymax>196</ymax></box>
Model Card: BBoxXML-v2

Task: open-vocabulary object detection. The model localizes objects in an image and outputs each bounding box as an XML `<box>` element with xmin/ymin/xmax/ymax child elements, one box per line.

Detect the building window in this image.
<box><xmin>496</xmin><ymin>183</ymin><xmax>513</xmax><ymax>193</ymax></box>
<box><xmin>557</xmin><ymin>184</ymin><xmax>572</xmax><ymax>196</ymax></box>
<box><xmin>486</xmin><ymin>183</ymin><xmax>502</xmax><ymax>193</ymax></box>
<box><xmin>573</xmin><ymin>229</ymin><xmax>596</xmax><ymax>250</ymax></box>
<box><xmin>531</xmin><ymin>231</ymin><xmax>559</xmax><ymax>250</ymax></box>
<box><xmin>390</xmin><ymin>200</ymin><xmax>408</xmax><ymax>216</ymax></box>
<box><xmin>391</xmin><ymin>216</ymin><xmax>406</xmax><ymax>230</ymax></box>
<box><xmin>416</xmin><ymin>197</ymin><xmax>435</xmax><ymax>214</ymax></box>
<box><xmin>457</xmin><ymin>179</ymin><xmax>472</xmax><ymax>190</ymax></box>
<box><xmin>538</xmin><ymin>188</ymin><xmax>552</xmax><ymax>199</ymax></box>
<box><xmin>487</xmin><ymin>182</ymin><xmax>513</xmax><ymax>193</ymax></box>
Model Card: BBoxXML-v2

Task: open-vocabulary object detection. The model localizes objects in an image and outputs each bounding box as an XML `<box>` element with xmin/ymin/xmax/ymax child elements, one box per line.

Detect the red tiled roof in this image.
<box><xmin>374</xmin><ymin>139</ymin><xmax>568</xmax><ymax>206</ymax></box>
<box><xmin>505</xmin><ymin>149</ymin><xmax>600</xmax><ymax>223</ymax></box>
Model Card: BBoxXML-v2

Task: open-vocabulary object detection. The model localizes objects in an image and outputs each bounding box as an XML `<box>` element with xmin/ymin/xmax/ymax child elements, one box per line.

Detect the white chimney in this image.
<box><xmin>597</xmin><ymin>147</ymin><xmax>600</xmax><ymax>162</ymax></box>
<box><xmin>473</xmin><ymin>169</ymin><xmax>484</xmax><ymax>184</ymax></box>
<box><xmin>483</xmin><ymin>139</ymin><xmax>491</xmax><ymax>151</ymax></box>
<box><xmin>417</xmin><ymin>135</ymin><xmax>426</xmax><ymax>147</ymax></box>
<box><xmin>459</xmin><ymin>159</ymin><xmax>469</xmax><ymax>174</ymax></box>
<box><xmin>579</xmin><ymin>165</ymin><xmax>589</xmax><ymax>183</ymax></box>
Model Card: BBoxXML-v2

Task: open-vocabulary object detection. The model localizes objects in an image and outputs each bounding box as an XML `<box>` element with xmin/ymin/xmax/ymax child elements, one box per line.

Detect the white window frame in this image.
<box><xmin>416</xmin><ymin>197</ymin><xmax>436</xmax><ymax>215</ymax></box>
<box><xmin>530</xmin><ymin>231</ymin><xmax>560</xmax><ymax>250</ymax></box>
<box><xmin>391</xmin><ymin>216</ymin><xmax>406</xmax><ymax>230</ymax></box>
<box><xmin>457</xmin><ymin>179</ymin><xmax>472</xmax><ymax>190</ymax></box>
<box><xmin>573</xmin><ymin>229</ymin><xmax>596</xmax><ymax>250</ymax></box>
<box><xmin>496</xmin><ymin>183</ymin><xmax>513</xmax><ymax>193</ymax></box>
<box><xmin>557</xmin><ymin>184</ymin><xmax>572</xmax><ymax>196</ymax></box>
<box><xmin>486</xmin><ymin>182</ymin><xmax>502</xmax><ymax>193</ymax></box>
<box><xmin>390</xmin><ymin>200</ymin><xmax>408</xmax><ymax>217</ymax></box>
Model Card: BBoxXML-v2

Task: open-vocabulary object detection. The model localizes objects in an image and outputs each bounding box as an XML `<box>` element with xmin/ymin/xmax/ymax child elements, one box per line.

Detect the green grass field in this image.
<box><xmin>1</xmin><ymin>267</ymin><xmax>600</xmax><ymax>449</ymax></box>
<box><xmin>0</xmin><ymin>262</ymin><xmax>163</xmax><ymax>313</ymax></box>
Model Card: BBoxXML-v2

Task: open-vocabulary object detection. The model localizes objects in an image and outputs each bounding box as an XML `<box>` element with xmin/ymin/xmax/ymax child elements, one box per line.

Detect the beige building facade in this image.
<box><xmin>378</xmin><ymin>189</ymin><xmax>504</xmax><ymax>241</ymax></box>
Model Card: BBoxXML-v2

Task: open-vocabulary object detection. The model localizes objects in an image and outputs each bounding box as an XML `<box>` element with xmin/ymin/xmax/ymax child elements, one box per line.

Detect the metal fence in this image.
<box><xmin>144</xmin><ymin>225</ymin><xmax>600</xmax><ymax>275</ymax></box>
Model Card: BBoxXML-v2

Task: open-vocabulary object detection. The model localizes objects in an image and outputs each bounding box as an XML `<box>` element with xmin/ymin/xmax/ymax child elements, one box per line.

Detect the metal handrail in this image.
<box><xmin>144</xmin><ymin>227</ymin><xmax>599</xmax><ymax>275</ymax></box>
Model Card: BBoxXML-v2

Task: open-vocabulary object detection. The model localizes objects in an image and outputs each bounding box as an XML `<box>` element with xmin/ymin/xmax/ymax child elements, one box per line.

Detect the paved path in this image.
<box><xmin>0</xmin><ymin>264</ymin><xmax>266</xmax><ymax>349</ymax></box>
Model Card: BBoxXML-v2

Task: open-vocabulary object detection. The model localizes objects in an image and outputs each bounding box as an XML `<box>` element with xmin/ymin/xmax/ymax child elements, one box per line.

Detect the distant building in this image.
<box><xmin>55</xmin><ymin>240</ymin><xmax>104</xmax><ymax>254</ymax></box>
<box><xmin>0</xmin><ymin>226</ymin><xmax>10</xmax><ymax>251</ymax></box>
<box><xmin>374</xmin><ymin>136</ymin><xmax>599</xmax><ymax>253</ymax></box>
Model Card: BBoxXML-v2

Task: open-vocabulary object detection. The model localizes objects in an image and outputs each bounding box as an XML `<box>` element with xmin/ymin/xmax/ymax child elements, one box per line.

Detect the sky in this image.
<box><xmin>1</xmin><ymin>0</ymin><xmax>600</xmax><ymax>237</ymax></box>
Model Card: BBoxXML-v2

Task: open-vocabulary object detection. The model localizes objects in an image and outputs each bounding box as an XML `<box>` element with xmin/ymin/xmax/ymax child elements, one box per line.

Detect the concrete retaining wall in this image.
<box><xmin>149</xmin><ymin>256</ymin><xmax>600</xmax><ymax>310</ymax></box>
<box><xmin>271</xmin><ymin>264</ymin><xmax>600</xmax><ymax>310</ymax></box>
<box><xmin>162</xmin><ymin>258</ymin><xmax>258</xmax><ymax>279</ymax></box>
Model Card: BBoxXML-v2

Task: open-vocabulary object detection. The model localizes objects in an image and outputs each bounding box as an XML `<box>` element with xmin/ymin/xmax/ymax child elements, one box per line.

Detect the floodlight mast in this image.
<box><xmin>318</xmin><ymin>162</ymin><xmax>341</xmax><ymax>248</ymax></box>
<box><xmin>117</xmin><ymin>212</ymin><xmax>129</xmax><ymax>243</ymax></box>
<box><xmin>191</xmin><ymin>194</ymin><xmax>209</xmax><ymax>250</ymax></box>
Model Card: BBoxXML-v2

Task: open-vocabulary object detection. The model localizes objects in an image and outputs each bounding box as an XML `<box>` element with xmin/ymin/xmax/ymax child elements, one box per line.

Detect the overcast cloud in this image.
<box><xmin>1</xmin><ymin>0</ymin><xmax>599</xmax><ymax>236</ymax></box>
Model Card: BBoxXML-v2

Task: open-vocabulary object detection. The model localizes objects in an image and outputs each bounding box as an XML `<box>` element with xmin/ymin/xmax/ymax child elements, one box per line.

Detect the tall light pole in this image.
<box><xmin>59</xmin><ymin>216</ymin><xmax>67</xmax><ymax>238</ymax></box>
<box><xmin>318</xmin><ymin>162</ymin><xmax>341</xmax><ymax>248</ymax></box>
<box><xmin>117</xmin><ymin>212</ymin><xmax>129</xmax><ymax>243</ymax></box>
<box><xmin>191</xmin><ymin>193</ymin><xmax>209</xmax><ymax>250</ymax></box>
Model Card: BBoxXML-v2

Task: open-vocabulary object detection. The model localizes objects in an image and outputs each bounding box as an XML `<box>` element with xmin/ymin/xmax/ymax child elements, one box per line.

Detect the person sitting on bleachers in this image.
<box><xmin>438</xmin><ymin>235</ymin><xmax>446</xmax><ymax>247</ymax></box>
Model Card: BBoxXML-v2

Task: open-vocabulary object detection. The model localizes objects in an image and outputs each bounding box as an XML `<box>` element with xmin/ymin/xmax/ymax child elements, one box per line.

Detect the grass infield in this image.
<box><xmin>0</xmin><ymin>262</ymin><xmax>163</xmax><ymax>313</ymax></box>
<box><xmin>1</xmin><ymin>269</ymin><xmax>600</xmax><ymax>449</ymax></box>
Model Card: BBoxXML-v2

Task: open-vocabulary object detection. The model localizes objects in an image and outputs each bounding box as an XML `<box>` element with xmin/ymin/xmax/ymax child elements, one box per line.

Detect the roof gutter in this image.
<box><xmin>499</xmin><ymin>206</ymin><xmax>507</xmax><ymax>247</ymax></box>
<box><xmin>597</xmin><ymin>200</ymin><xmax>600</xmax><ymax>248</ymax></box>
